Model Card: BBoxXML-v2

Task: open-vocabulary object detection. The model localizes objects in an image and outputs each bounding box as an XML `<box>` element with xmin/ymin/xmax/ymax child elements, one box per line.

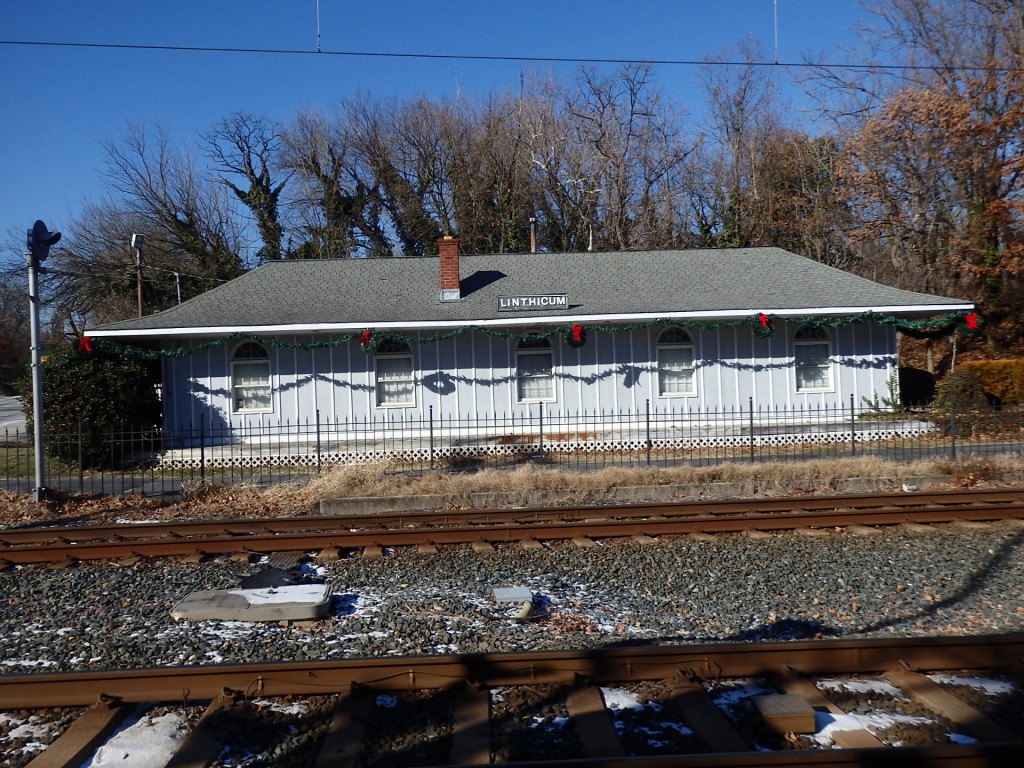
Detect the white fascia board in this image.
<box><xmin>86</xmin><ymin>303</ymin><xmax>973</xmax><ymax>339</ymax></box>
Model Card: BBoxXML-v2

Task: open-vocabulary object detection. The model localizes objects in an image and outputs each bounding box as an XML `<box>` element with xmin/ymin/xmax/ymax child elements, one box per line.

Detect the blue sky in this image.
<box><xmin>1</xmin><ymin>1</ymin><xmax>870</xmax><ymax>258</ymax></box>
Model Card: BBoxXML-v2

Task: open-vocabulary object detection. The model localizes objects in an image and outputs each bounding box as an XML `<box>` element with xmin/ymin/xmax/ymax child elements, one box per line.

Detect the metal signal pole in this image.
<box><xmin>26</xmin><ymin>220</ymin><xmax>61</xmax><ymax>503</ymax></box>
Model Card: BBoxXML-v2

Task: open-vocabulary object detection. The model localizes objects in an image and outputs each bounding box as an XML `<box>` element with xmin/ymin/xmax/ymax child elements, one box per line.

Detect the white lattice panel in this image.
<box><xmin>154</xmin><ymin>425</ymin><xmax>937</xmax><ymax>469</ymax></box>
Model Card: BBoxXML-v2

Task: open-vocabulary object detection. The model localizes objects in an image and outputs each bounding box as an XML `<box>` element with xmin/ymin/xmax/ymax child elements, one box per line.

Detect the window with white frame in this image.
<box><xmin>516</xmin><ymin>336</ymin><xmax>554</xmax><ymax>401</ymax></box>
<box><xmin>375</xmin><ymin>338</ymin><xmax>415</xmax><ymax>407</ymax></box>
<box><xmin>231</xmin><ymin>342</ymin><xmax>272</xmax><ymax>412</ymax></box>
<box><xmin>794</xmin><ymin>326</ymin><xmax>832</xmax><ymax>391</ymax></box>
<box><xmin>657</xmin><ymin>326</ymin><xmax>696</xmax><ymax>396</ymax></box>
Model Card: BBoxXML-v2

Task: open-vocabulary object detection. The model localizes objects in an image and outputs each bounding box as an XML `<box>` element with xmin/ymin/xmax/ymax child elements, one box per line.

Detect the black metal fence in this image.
<box><xmin>3</xmin><ymin>397</ymin><xmax>1022</xmax><ymax>499</ymax></box>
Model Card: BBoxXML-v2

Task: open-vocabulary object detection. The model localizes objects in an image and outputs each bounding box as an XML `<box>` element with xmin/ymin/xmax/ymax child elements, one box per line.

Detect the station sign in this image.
<box><xmin>497</xmin><ymin>294</ymin><xmax>569</xmax><ymax>311</ymax></box>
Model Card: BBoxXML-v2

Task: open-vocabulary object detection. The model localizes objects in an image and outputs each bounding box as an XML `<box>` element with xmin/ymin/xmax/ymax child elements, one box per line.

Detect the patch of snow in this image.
<box><xmin>226</xmin><ymin>583</ymin><xmax>331</xmax><ymax>605</ymax></box>
<box><xmin>530</xmin><ymin>715</ymin><xmax>569</xmax><ymax>730</ymax></box>
<box><xmin>1</xmin><ymin>659</ymin><xmax>57</xmax><ymax>668</ymax></box>
<box><xmin>928</xmin><ymin>674</ymin><xmax>1015</xmax><ymax>696</ymax></box>
<box><xmin>80</xmin><ymin>711</ymin><xmax>190</xmax><ymax>768</ymax></box>
<box><xmin>948</xmin><ymin>732</ymin><xmax>978</xmax><ymax>744</ymax></box>
<box><xmin>5</xmin><ymin>714</ymin><xmax>52</xmax><ymax>753</ymax></box>
<box><xmin>250</xmin><ymin>698</ymin><xmax>309</xmax><ymax>715</ymax></box>
<box><xmin>711</xmin><ymin>680</ymin><xmax>775</xmax><ymax>708</ymax></box>
<box><xmin>600</xmin><ymin>687</ymin><xmax>643</xmax><ymax>710</ymax></box>
<box><xmin>816</xmin><ymin>678</ymin><xmax>907</xmax><ymax>699</ymax></box>
<box><xmin>807</xmin><ymin>710</ymin><xmax>937</xmax><ymax>746</ymax></box>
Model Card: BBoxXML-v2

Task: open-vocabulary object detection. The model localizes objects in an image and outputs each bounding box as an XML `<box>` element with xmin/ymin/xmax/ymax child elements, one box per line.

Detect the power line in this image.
<box><xmin>1</xmin><ymin>38</ymin><xmax>1020</xmax><ymax>73</ymax></box>
<box><xmin>42</xmin><ymin>263</ymin><xmax>231</xmax><ymax>285</ymax></box>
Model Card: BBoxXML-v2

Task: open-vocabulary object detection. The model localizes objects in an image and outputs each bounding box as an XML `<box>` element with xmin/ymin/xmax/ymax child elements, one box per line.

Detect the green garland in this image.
<box><xmin>86</xmin><ymin>309</ymin><xmax>979</xmax><ymax>360</ymax></box>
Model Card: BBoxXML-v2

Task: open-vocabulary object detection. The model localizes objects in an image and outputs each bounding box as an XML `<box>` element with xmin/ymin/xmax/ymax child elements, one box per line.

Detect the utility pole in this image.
<box><xmin>26</xmin><ymin>220</ymin><xmax>61</xmax><ymax>503</ymax></box>
<box><xmin>132</xmin><ymin>233</ymin><xmax>145</xmax><ymax>318</ymax></box>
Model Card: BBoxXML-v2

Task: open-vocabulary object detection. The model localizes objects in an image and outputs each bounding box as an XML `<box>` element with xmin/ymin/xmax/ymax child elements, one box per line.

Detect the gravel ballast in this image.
<box><xmin>2</xmin><ymin>521</ymin><xmax>1024</xmax><ymax>672</ymax></box>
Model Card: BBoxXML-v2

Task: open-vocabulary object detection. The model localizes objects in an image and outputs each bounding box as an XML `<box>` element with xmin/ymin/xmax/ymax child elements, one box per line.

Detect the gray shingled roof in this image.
<box><xmin>89</xmin><ymin>247</ymin><xmax>971</xmax><ymax>337</ymax></box>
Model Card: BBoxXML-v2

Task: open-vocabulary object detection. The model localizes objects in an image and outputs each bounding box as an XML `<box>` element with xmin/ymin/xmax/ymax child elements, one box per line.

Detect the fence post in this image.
<box><xmin>540</xmin><ymin>405</ymin><xmax>548</xmax><ymax>460</ymax></box>
<box><xmin>77</xmin><ymin>420</ymin><xmax>84</xmax><ymax>493</ymax></box>
<box><xmin>316</xmin><ymin>409</ymin><xmax>322</xmax><ymax>474</ymax></box>
<box><xmin>749</xmin><ymin>397</ymin><xmax>755</xmax><ymax>463</ymax></box>
<box><xmin>199</xmin><ymin>414</ymin><xmax>206</xmax><ymax>483</ymax></box>
<box><xmin>645</xmin><ymin>399</ymin><xmax>652</xmax><ymax>466</ymax></box>
<box><xmin>429</xmin><ymin>405</ymin><xmax>435</xmax><ymax>469</ymax></box>
<box><xmin>850</xmin><ymin>393</ymin><xmax>856</xmax><ymax>457</ymax></box>
<box><xmin>536</xmin><ymin>405</ymin><xmax>544</xmax><ymax>460</ymax></box>
<box><xmin>949</xmin><ymin>392</ymin><xmax>957</xmax><ymax>461</ymax></box>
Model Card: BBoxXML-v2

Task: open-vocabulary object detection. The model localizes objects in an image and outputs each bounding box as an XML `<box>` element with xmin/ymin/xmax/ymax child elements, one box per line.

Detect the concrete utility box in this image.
<box><xmin>752</xmin><ymin>694</ymin><xmax>816</xmax><ymax>734</ymax></box>
<box><xmin>493</xmin><ymin>587</ymin><xmax>533</xmax><ymax>603</ymax></box>
<box><xmin>171</xmin><ymin>583</ymin><xmax>334</xmax><ymax>622</ymax></box>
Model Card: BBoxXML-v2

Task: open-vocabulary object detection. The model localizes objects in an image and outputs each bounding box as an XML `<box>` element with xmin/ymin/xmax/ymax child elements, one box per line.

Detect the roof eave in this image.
<box><xmin>86</xmin><ymin>303</ymin><xmax>974</xmax><ymax>339</ymax></box>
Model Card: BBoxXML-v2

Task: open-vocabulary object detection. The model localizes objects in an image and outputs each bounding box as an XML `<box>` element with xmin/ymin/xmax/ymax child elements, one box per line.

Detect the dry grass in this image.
<box><xmin>302</xmin><ymin>454</ymin><xmax>1024</xmax><ymax>500</ymax></box>
<box><xmin>3</xmin><ymin>454</ymin><xmax>1024</xmax><ymax>527</ymax></box>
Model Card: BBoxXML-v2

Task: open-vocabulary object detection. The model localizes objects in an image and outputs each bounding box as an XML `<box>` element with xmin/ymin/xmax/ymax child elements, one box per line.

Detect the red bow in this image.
<box><xmin>965</xmin><ymin>312</ymin><xmax>979</xmax><ymax>329</ymax></box>
<box><xmin>571</xmin><ymin>324</ymin><xmax>584</xmax><ymax>344</ymax></box>
<box><xmin>360</xmin><ymin>330</ymin><xmax>373</xmax><ymax>350</ymax></box>
<box><xmin>757</xmin><ymin>313</ymin><xmax>771</xmax><ymax>328</ymax></box>
<box><xmin>78</xmin><ymin>336</ymin><xmax>93</xmax><ymax>353</ymax></box>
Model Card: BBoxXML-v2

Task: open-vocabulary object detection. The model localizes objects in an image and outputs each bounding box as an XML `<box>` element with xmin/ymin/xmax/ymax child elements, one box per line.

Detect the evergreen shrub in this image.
<box><xmin>18</xmin><ymin>346</ymin><xmax>161</xmax><ymax>468</ymax></box>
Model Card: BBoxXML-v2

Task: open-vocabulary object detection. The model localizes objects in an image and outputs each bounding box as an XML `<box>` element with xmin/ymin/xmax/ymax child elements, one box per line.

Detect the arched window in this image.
<box><xmin>657</xmin><ymin>327</ymin><xmax>696</xmax><ymax>396</ymax></box>
<box><xmin>231</xmin><ymin>342</ymin><xmax>271</xmax><ymax>412</ymax></box>
<box><xmin>516</xmin><ymin>336</ymin><xmax>554</xmax><ymax>402</ymax></box>
<box><xmin>375</xmin><ymin>338</ymin><xmax>414</xmax><ymax>407</ymax></box>
<box><xmin>794</xmin><ymin>326</ymin><xmax>832</xmax><ymax>391</ymax></box>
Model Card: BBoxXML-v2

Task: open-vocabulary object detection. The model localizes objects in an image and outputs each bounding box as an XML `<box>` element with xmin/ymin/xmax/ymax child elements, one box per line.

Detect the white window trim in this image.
<box><xmin>230</xmin><ymin>343</ymin><xmax>273</xmax><ymax>414</ymax></box>
<box><xmin>374</xmin><ymin>351</ymin><xmax>416</xmax><ymax>408</ymax></box>
<box><xmin>794</xmin><ymin>332</ymin><xmax>834</xmax><ymax>393</ymax></box>
<box><xmin>516</xmin><ymin>344</ymin><xmax>556</xmax><ymax>403</ymax></box>
<box><xmin>657</xmin><ymin>330</ymin><xmax>697</xmax><ymax>398</ymax></box>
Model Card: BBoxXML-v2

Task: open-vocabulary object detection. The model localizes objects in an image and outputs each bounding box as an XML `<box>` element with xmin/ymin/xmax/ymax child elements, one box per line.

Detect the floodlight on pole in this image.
<box><xmin>26</xmin><ymin>219</ymin><xmax>61</xmax><ymax>503</ymax></box>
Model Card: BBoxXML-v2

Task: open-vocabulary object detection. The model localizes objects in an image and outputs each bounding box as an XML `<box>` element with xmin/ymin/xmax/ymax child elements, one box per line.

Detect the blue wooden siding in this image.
<box><xmin>161</xmin><ymin>322</ymin><xmax>898</xmax><ymax>430</ymax></box>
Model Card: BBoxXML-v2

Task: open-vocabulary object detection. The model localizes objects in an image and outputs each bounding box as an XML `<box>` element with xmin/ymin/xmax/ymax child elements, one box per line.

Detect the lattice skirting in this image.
<box><xmin>154</xmin><ymin>426</ymin><xmax>936</xmax><ymax>470</ymax></box>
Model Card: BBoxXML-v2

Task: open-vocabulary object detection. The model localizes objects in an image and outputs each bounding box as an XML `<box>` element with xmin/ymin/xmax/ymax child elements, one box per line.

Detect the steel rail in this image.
<box><xmin>4</xmin><ymin>487</ymin><xmax>1024</xmax><ymax>545</ymax></box>
<box><xmin>491</xmin><ymin>743</ymin><xmax>1024</xmax><ymax>766</ymax></box>
<box><xmin>4</xmin><ymin>633</ymin><xmax>1024</xmax><ymax>708</ymax></box>
<box><xmin>3</xmin><ymin>500</ymin><xmax>1024</xmax><ymax>564</ymax></box>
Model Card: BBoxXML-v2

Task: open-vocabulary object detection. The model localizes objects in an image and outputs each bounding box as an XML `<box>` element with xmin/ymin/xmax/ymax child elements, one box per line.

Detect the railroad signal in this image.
<box><xmin>26</xmin><ymin>220</ymin><xmax>61</xmax><ymax>503</ymax></box>
<box><xmin>26</xmin><ymin>219</ymin><xmax>61</xmax><ymax>265</ymax></box>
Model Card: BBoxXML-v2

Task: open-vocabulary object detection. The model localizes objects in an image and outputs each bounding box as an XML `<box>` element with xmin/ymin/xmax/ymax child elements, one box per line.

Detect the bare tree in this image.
<box><xmin>280</xmin><ymin>110</ymin><xmax>376</xmax><ymax>258</ymax></box>
<box><xmin>522</xmin><ymin>65</ymin><xmax>695</xmax><ymax>252</ymax></box>
<box><xmin>698</xmin><ymin>39</ymin><xmax>782</xmax><ymax>247</ymax></box>
<box><xmin>0</xmin><ymin>269</ymin><xmax>29</xmax><ymax>388</ymax></box>
<box><xmin>810</xmin><ymin>0</ymin><xmax>1024</xmax><ymax>351</ymax></box>
<box><xmin>102</xmin><ymin>124</ymin><xmax>245</xmax><ymax>279</ymax></box>
<box><xmin>204</xmin><ymin>112</ymin><xmax>288</xmax><ymax>263</ymax></box>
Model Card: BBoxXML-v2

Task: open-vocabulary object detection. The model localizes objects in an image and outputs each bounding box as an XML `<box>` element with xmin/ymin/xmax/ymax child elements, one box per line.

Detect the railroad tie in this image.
<box><xmin>771</xmin><ymin>670</ymin><xmax>884</xmax><ymax>749</ymax></box>
<box><xmin>884</xmin><ymin>666</ymin><xmax>1022</xmax><ymax>742</ymax></box>
<box><xmin>565</xmin><ymin>685</ymin><xmax>625</xmax><ymax>758</ymax></box>
<box><xmin>25</xmin><ymin>696</ymin><xmax>131</xmax><ymax>768</ymax></box>
<box><xmin>163</xmin><ymin>693</ymin><xmax>242</xmax><ymax>768</ymax></box>
<box><xmin>449</xmin><ymin>684</ymin><xmax>491</xmax><ymax>765</ymax></box>
<box><xmin>312</xmin><ymin>687</ymin><xmax>369</xmax><ymax>768</ymax></box>
<box><xmin>665</xmin><ymin>680</ymin><xmax>751</xmax><ymax>753</ymax></box>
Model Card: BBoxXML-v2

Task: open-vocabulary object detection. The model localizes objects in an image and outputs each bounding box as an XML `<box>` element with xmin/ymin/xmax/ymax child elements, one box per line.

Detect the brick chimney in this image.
<box><xmin>438</xmin><ymin>235</ymin><xmax>461</xmax><ymax>301</ymax></box>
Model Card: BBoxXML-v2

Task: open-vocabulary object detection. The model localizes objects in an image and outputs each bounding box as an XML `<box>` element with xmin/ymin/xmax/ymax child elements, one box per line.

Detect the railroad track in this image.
<box><xmin>5</xmin><ymin>634</ymin><xmax>1024</xmax><ymax>766</ymax></box>
<box><xmin>4</xmin><ymin>487</ymin><xmax>1024</xmax><ymax>566</ymax></box>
